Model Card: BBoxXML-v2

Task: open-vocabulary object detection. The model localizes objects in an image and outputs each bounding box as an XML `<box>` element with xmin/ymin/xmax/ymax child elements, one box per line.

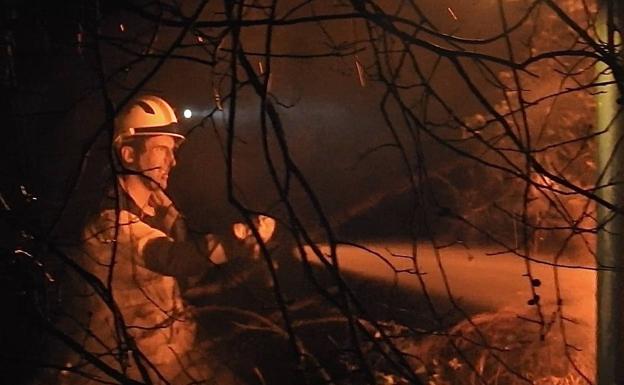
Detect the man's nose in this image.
<box><xmin>168</xmin><ymin>151</ymin><xmax>177</xmax><ymax>168</ymax></box>
<box><xmin>160</xmin><ymin>147</ymin><xmax>176</xmax><ymax>167</ymax></box>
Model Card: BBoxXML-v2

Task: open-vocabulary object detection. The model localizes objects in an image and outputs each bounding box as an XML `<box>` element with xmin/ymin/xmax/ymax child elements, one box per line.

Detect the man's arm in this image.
<box><xmin>142</xmin><ymin>234</ymin><xmax>227</xmax><ymax>277</ymax></box>
<box><xmin>87</xmin><ymin>209</ymin><xmax>225</xmax><ymax>278</ymax></box>
<box><xmin>91</xmin><ymin>201</ymin><xmax>276</xmax><ymax>279</ymax></box>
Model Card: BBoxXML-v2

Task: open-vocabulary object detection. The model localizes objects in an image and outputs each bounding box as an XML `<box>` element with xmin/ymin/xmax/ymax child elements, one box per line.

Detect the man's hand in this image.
<box><xmin>232</xmin><ymin>215</ymin><xmax>276</xmax><ymax>244</ymax></box>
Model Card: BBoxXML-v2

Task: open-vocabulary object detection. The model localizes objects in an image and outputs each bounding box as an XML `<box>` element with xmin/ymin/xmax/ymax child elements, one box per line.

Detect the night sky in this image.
<box><xmin>3</xmin><ymin>0</ymin><xmax>535</xmax><ymax>243</ymax></box>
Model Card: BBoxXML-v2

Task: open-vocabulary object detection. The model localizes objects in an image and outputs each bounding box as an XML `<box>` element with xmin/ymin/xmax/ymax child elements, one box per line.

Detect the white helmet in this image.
<box><xmin>114</xmin><ymin>95</ymin><xmax>185</xmax><ymax>145</ymax></box>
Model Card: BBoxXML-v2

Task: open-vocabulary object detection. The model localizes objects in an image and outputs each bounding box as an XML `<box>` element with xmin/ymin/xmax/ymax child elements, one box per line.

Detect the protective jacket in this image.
<box><xmin>72</xmin><ymin>183</ymin><xmax>229</xmax><ymax>384</ymax></box>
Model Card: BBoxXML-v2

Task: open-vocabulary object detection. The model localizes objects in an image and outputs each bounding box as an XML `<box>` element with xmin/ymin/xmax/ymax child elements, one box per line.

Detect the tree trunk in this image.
<box><xmin>597</xmin><ymin>1</ymin><xmax>624</xmax><ymax>384</ymax></box>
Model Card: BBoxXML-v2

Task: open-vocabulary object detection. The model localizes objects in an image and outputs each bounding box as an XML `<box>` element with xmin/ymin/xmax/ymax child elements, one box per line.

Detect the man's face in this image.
<box><xmin>134</xmin><ymin>135</ymin><xmax>178</xmax><ymax>190</ymax></box>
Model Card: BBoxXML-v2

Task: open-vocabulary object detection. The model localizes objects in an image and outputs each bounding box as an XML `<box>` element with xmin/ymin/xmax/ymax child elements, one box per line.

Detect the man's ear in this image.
<box><xmin>120</xmin><ymin>145</ymin><xmax>135</xmax><ymax>167</ymax></box>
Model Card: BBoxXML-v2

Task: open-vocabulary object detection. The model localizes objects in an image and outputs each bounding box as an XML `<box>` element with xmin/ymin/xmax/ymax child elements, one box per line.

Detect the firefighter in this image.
<box><xmin>72</xmin><ymin>95</ymin><xmax>274</xmax><ymax>385</ymax></box>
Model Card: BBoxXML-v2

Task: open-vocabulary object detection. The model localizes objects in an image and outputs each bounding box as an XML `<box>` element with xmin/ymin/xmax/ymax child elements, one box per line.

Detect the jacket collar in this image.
<box><xmin>102</xmin><ymin>178</ymin><xmax>156</xmax><ymax>218</ymax></box>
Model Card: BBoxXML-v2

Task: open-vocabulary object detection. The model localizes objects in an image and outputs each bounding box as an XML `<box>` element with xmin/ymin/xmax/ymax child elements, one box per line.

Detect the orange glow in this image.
<box><xmin>213</xmin><ymin>87</ymin><xmax>223</xmax><ymax>111</ymax></box>
<box><xmin>447</xmin><ymin>7</ymin><xmax>458</xmax><ymax>21</ymax></box>
<box><xmin>60</xmin><ymin>362</ymin><xmax>72</xmax><ymax>376</ymax></box>
<box><xmin>355</xmin><ymin>56</ymin><xmax>366</xmax><ymax>87</ymax></box>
